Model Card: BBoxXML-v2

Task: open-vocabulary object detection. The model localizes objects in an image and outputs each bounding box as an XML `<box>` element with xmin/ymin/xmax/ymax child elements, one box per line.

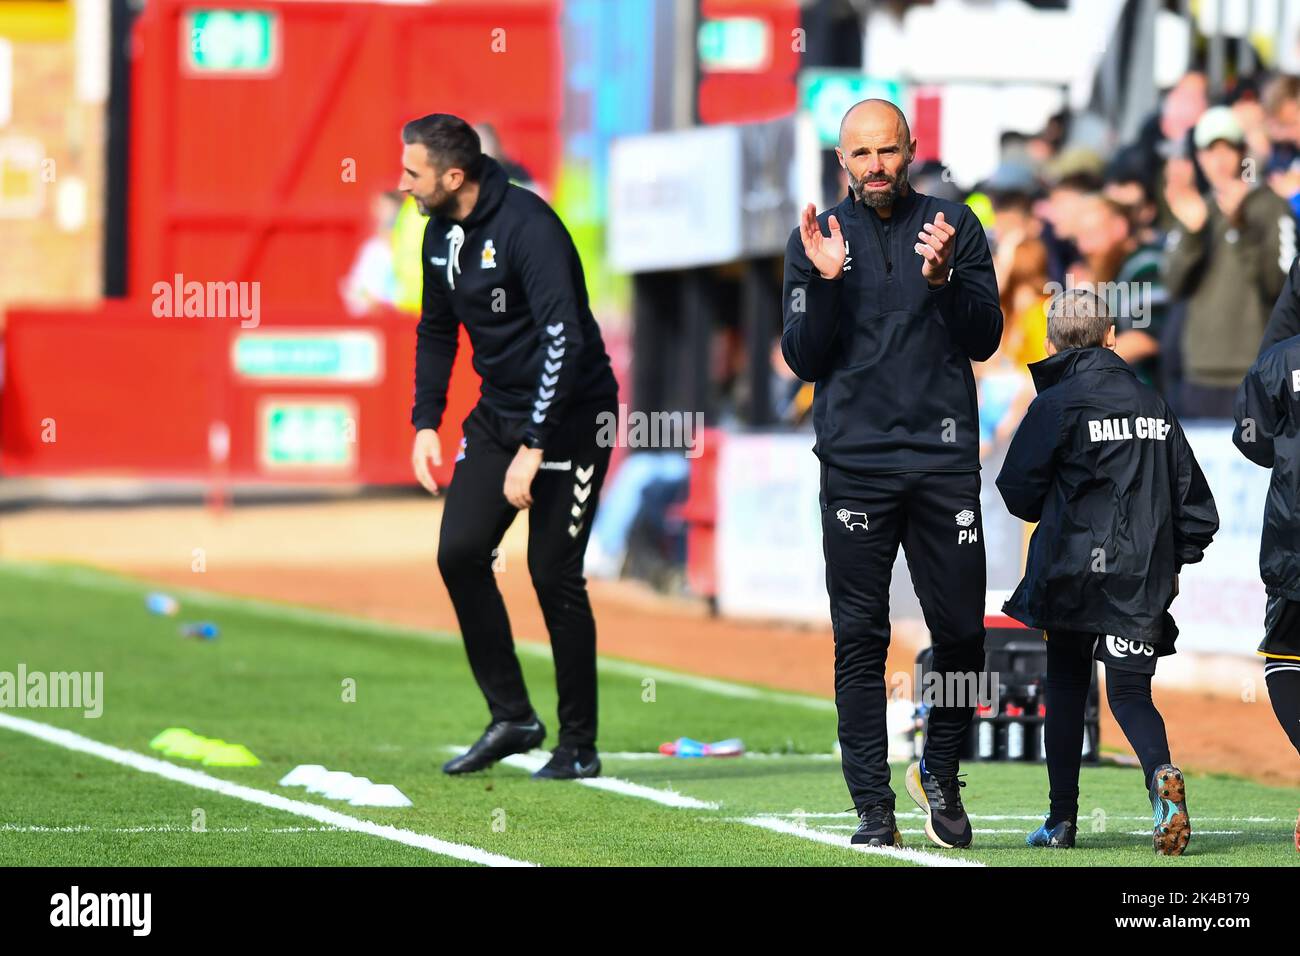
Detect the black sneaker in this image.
<box><xmin>442</xmin><ymin>714</ymin><xmax>546</xmax><ymax>775</ymax></box>
<box><xmin>1026</xmin><ymin>815</ymin><xmax>1077</xmax><ymax>848</ymax></box>
<box><xmin>531</xmin><ymin>745</ymin><xmax>601</xmax><ymax>780</ymax></box>
<box><xmin>905</xmin><ymin>760</ymin><xmax>972</xmax><ymax>849</ymax></box>
<box><xmin>850</xmin><ymin>803</ymin><xmax>902</xmax><ymax>847</ymax></box>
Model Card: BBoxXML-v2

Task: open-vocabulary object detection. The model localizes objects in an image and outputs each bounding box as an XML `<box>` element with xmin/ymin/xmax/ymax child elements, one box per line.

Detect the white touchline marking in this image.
<box><xmin>817</xmin><ymin>825</ymin><xmax>1248</xmax><ymax>836</ymax></box>
<box><xmin>757</xmin><ymin>811</ymin><xmax>1290</xmax><ymax>823</ymax></box>
<box><xmin>450</xmin><ymin>748</ymin><xmax>719</xmax><ymax>810</ymax></box>
<box><xmin>0</xmin><ymin>824</ymin><xmax>346</xmax><ymax>833</ymax></box>
<box><xmin>449</xmin><ymin>748</ymin><xmax>975</xmax><ymax>868</ymax></box>
<box><xmin>2</xmin><ymin>562</ymin><xmax>834</xmax><ymax>713</ymax></box>
<box><xmin>599</xmin><ymin>751</ymin><xmax>838</xmax><ymax>761</ymax></box>
<box><xmin>739</xmin><ymin>816</ymin><xmax>985</xmax><ymax>868</ymax></box>
<box><xmin>0</xmin><ymin>714</ymin><xmax>535</xmax><ymax>868</ymax></box>
<box><xmin>592</xmin><ymin>658</ymin><xmax>836</xmax><ymax>712</ymax></box>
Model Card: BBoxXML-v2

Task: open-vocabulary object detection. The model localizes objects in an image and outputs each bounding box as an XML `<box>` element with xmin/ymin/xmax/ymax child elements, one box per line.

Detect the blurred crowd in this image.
<box><xmin>972</xmin><ymin>68</ymin><xmax>1297</xmax><ymax>439</ymax></box>
<box><xmin>344</xmin><ymin>70</ymin><xmax>1300</xmax><ymax>587</ymax></box>
<box><xmin>767</xmin><ymin>69</ymin><xmax>1300</xmax><ymax>459</ymax></box>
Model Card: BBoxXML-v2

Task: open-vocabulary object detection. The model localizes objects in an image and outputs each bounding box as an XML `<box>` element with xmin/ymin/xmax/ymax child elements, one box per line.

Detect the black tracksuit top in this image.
<box><xmin>781</xmin><ymin>187</ymin><xmax>1004</xmax><ymax>474</ymax></box>
<box><xmin>410</xmin><ymin>156</ymin><xmax>617</xmax><ymax>448</ymax></box>
<box><xmin>998</xmin><ymin>347</ymin><xmax>1219</xmax><ymax>644</ymax></box>
<box><xmin>1233</xmin><ymin>332</ymin><xmax>1300</xmax><ymax>601</ymax></box>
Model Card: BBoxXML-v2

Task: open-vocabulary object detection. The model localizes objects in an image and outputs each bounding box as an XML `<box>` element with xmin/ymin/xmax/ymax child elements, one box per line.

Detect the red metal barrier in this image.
<box><xmin>0</xmin><ymin>303</ymin><xmax>479</xmax><ymax>486</ymax></box>
<box><xmin>0</xmin><ymin>0</ymin><xmax>561</xmax><ymax>485</ymax></box>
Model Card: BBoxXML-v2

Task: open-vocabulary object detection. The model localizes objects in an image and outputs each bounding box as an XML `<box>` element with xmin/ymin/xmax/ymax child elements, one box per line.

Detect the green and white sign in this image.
<box><xmin>698</xmin><ymin>17</ymin><xmax>770</xmax><ymax>72</ymax></box>
<box><xmin>799</xmin><ymin>72</ymin><xmax>906</xmax><ymax>146</ymax></box>
<box><xmin>233</xmin><ymin>331</ymin><xmax>381</xmax><ymax>383</ymax></box>
<box><xmin>185</xmin><ymin>10</ymin><xmax>278</xmax><ymax>74</ymax></box>
<box><xmin>259</xmin><ymin>401</ymin><xmax>356</xmax><ymax>471</ymax></box>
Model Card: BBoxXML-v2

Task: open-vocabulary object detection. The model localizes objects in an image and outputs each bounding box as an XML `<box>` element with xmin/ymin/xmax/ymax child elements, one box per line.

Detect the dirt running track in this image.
<box><xmin>3</xmin><ymin>497</ymin><xmax>1298</xmax><ymax>787</ymax></box>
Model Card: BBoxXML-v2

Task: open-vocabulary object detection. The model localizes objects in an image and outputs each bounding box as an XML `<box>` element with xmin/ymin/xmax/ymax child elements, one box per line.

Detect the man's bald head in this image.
<box><xmin>835</xmin><ymin>99</ymin><xmax>917</xmax><ymax>210</ymax></box>
<box><xmin>839</xmin><ymin>98</ymin><xmax>912</xmax><ymax>149</ymax></box>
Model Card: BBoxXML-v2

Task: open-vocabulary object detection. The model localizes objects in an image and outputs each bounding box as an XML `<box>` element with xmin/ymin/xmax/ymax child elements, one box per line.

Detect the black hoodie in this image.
<box><xmin>998</xmin><ymin>347</ymin><xmax>1219</xmax><ymax>644</ymax></box>
<box><xmin>1232</xmin><ymin>332</ymin><xmax>1300</xmax><ymax>601</ymax></box>
<box><xmin>781</xmin><ymin>187</ymin><xmax>1003</xmax><ymax>474</ymax></box>
<box><xmin>410</xmin><ymin>156</ymin><xmax>617</xmax><ymax>447</ymax></box>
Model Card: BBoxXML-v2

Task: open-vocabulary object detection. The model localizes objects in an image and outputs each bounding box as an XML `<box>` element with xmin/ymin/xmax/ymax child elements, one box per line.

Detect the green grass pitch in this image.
<box><xmin>0</xmin><ymin>561</ymin><xmax>1295</xmax><ymax>867</ymax></box>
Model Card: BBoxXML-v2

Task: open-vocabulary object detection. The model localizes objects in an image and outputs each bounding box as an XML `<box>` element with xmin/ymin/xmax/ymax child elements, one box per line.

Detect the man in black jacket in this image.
<box><xmin>998</xmin><ymin>289</ymin><xmax>1218</xmax><ymax>855</ymax></box>
<box><xmin>400</xmin><ymin>113</ymin><xmax>618</xmax><ymax>780</ymax></box>
<box><xmin>782</xmin><ymin>100</ymin><xmax>1003</xmax><ymax>849</ymax></box>
<box><xmin>1232</xmin><ymin>332</ymin><xmax>1300</xmax><ymax>810</ymax></box>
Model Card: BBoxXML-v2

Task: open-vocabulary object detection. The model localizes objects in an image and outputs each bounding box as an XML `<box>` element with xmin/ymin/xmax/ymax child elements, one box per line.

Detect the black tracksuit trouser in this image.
<box><xmin>821</xmin><ymin>466</ymin><xmax>988</xmax><ymax>811</ymax></box>
<box><xmin>437</xmin><ymin>398</ymin><xmax>615</xmax><ymax>750</ymax></box>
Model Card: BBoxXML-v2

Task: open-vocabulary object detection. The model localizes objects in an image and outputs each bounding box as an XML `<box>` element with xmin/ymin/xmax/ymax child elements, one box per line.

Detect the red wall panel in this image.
<box><xmin>1</xmin><ymin>304</ymin><xmax>480</xmax><ymax>486</ymax></box>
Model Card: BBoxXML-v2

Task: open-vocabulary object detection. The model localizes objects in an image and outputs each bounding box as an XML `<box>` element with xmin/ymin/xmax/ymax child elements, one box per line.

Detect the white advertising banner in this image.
<box><xmin>607</xmin><ymin>126</ymin><xmax>742</xmax><ymax>273</ymax></box>
<box><xmin>1171</xmin><ymin>422</ymin><xmax>1270</xmax><ymax>655</ymax></box>
<box><xmin>715</xmin><ymin>424</ymin><xmax>1273</xmax><ymax>657</ymax></box>
<box><xmin>716</xmin><ymin>432</ymin><xmax>827</xmax><ymax>622</ymax></box>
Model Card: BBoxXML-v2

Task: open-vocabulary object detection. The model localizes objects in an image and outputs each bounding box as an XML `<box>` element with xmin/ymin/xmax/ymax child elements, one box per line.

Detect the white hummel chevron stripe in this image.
<box><xmin>546</xmin><ymin>322</ymin><xmax>564</xmax><ymax>336</ymax></box>
<box><xmin>574</xmin><ymin>485</ymin><xmax>591</xmax><ymax>503</ymax></box>
<box><xmin>575</xmin><ymin>464</ymin><xmax>594</xmax><ymax>482</ymax></box>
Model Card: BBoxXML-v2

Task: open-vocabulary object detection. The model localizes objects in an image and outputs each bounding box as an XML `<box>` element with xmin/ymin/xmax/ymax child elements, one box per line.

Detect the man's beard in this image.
<box><xmin>415</xmin><ymin>189</ymin><xmax>458</xmax><ymax>218</ymax></box>
<box><xmin>849</xmin><ymin>164</ymin><xmax>910</xmax><ymax>208</ymax></box>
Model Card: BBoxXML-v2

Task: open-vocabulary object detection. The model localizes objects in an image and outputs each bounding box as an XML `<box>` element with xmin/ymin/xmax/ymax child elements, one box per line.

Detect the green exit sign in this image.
<box><xmin>698</xmin><ymin>18</ymin><xmax>770</xmax><ymax>72</ymax></box>
<box><xmin>799</xmin><ymin>72</ymin><xmax>906</xmax><ymax>147</ymax></box>
<box><xmin>259</xmin><ymin>400</ymin><xmax>356</xmax><ymax>472</ymax></box>
<box><xmin>185</xmin><ymin>10</ymin><xmax>279</xmax><ymax>74</ymax></box>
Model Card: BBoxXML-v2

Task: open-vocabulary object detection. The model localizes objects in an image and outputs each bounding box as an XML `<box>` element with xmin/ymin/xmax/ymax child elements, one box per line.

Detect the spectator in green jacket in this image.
<box><xmin>1163</xmin><ymin>106</ymin><xmax>1296</xmax><ymax>417</ymax></box>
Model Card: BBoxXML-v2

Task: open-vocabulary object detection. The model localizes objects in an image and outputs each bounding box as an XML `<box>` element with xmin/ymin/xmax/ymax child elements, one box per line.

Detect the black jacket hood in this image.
<box><xmin>461</xmin><ymin>155</ymin><xmax>510</xmax><ymax>229</ymax></box>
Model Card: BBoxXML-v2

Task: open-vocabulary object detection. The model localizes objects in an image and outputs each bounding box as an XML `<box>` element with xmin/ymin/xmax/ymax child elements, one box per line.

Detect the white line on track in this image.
<box><xmin>600</xmin><ymin>751</ymin><xmax>839</xmax><ymax>761</ymax></box>
<box><xmin>1</xmin><ymin>824</ymin><xmax>344</xmax><ymax>833</ymax></box>
<box><xmin>0</xmin><ymin>713</ymin><xmax>534</xmax><ymax>867</ymax></box>
<box><xmin>449</xmin><ymin>747</ymin><xmax>981</xmax><ymax>867</ymax></box>
<box><xmin>443</xmin><ymin>747</ymin><xmax>719</xmax><ymax>809</ymax></box>
<box><xmin>756</xmin><ymin>811</ymin><xmax>1291</xmax><ymax>823</ymax></box>
<box><xmin>738</xmin><ymin>816</ymin><xmax>985</xmax><ymax>867</ymax></box>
